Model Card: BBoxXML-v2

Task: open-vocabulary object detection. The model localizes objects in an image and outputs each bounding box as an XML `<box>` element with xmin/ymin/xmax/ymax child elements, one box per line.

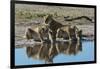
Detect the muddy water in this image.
<box><xmin>15</xmin><ymin>40</ymin><xmax>94</xmax><ymax>65</ymax></box>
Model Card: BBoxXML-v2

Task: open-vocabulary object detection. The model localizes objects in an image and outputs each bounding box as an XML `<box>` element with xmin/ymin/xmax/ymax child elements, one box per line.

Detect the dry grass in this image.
<box><xmin>15</xmin><ymin>4</ymin><xmax>94</xmax><ymax>23</ymax></box>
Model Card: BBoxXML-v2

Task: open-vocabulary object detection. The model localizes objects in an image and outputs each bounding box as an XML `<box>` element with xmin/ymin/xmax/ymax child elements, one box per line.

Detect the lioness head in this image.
<box><xmin>56</xmin><ymin>29</ymin><xmax>67</xmax><ymax>38</ymax></box>
<box><xmin>41</xmin><ymin>25</ymin><xmax>49</xmax><ymax>33</ymax></box>
<box><xmin>25</xmin><ymin>27</ymin><xmax>36</xmax><ymax>40</ymax></box>
<box><xmin>44</xmin><ymin>15</ymin><xmax>53</xmax><ymax>24</ymax></box>
<box><xmin>76</xmin><ymin>30</ymin><xmax>82</xmax><ymax>40</ymax></box>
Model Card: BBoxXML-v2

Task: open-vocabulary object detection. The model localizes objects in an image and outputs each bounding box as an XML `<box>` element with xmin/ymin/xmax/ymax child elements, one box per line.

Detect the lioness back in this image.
<box><xmin>56</xmin><ymin>25</ymin><xmax>78</xmax><ymax>40</ymax></box>
<box><xmin>25</xmin><ymin>24</ymin><xmax>49</xmax><ymax>42</ymax></box>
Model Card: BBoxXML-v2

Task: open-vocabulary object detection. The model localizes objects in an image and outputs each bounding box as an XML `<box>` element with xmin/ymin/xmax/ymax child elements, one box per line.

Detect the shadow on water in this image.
<box><xmin>26</xmin><ymin>41</ymin><xmax>82</xmax><ymax>64</ymax></box>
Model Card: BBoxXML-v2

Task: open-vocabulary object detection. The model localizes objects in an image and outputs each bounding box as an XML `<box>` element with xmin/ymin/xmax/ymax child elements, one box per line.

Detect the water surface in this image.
<box><xmin>15</xmin><ymin>41</ymin><xmax>94</xmax><ymax>65</ymax></box>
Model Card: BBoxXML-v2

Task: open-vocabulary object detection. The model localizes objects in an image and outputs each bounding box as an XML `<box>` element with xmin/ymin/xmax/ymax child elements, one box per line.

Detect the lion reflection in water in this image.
<box><xmin>26</xmin><ymin>41</ymin><xmax>82</xmax><ymax>64</ymax></box>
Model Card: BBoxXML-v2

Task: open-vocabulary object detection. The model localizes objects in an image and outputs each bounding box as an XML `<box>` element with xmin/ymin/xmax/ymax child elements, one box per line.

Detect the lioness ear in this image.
<box><xmin>43</xmin><ymin>14</ymin><xmax>53</xmax><ymax>24</ymax></box>
<box><xmin>44</xmin><ymin>14</ymin><xmax>53</xmax><ymax>20</ymax></box>
<box><xmin>44</xmin><ymin>15</ymin><xmax>49</xmax><ymax>20</ymax></box>
<box><xmin>43</xmin><ymin>15</ymin><xmax>49</xmax><ymax>24</ymax></box>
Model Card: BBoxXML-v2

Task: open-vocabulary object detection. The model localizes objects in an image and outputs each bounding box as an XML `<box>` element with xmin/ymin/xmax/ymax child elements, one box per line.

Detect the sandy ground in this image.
<box><xmin>15</xmin><ymin>20</ymin><xmax>94</xmax><ymax>47</ymax></box>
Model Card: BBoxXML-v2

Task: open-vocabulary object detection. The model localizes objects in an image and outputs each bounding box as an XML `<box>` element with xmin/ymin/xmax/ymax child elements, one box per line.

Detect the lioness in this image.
<box><xmin>56</xmin><ymin>25</ymin><xmax>82</xmax><ymax>41</ymax></box>
<box><xmin>43</xmin><ymin>15</ymin><xmax>64</xmax><ymax>43</ymax></box>
<box><xmin>25</xmin><ymin>24</ymin><xmax>49</xmax><ymax>42</ymax></box>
